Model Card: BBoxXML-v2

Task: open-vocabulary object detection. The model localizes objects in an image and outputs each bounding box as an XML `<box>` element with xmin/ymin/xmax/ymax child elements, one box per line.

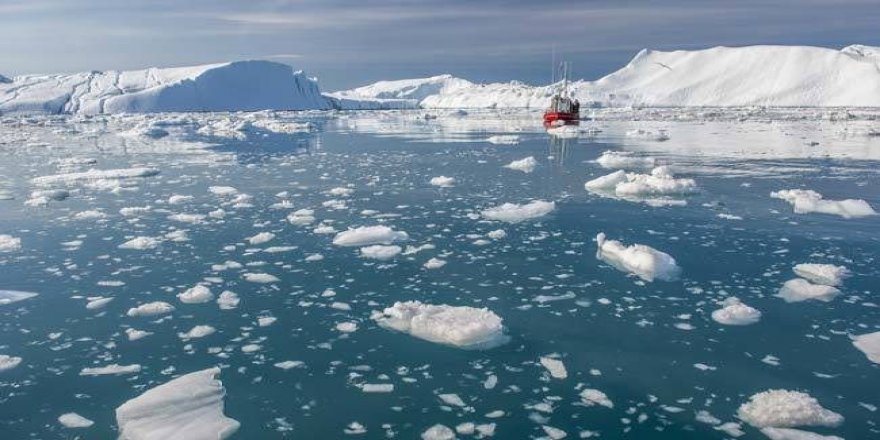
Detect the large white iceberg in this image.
<box><xmin>595</xmin><ymin>233</ymin><xmax>681</xmax><ymax>282</ymax></box>
<box><xmin>372</xmin><ymin>301</ymin><xmax>509</xmax><ymax>349</ymax></box>
<box><xmin>116</xmin><ymin>367</ymin><xmax>239</xmax><ymax>440</ymax></box>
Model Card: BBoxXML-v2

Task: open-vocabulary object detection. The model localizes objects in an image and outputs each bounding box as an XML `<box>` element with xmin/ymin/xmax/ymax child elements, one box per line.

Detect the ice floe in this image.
<box><xmin>760</xmin><ymin>427</ymin><xmax>844</xmax><ymax>440</ymax></box>
<box><xmin>424</xmin><ymin>258</ymin><xmax>447</xmax><ymax>269</ymax></box>
<box><xmin>116</xmin><ymin>367</ymin><xmax>239</xmax><ymax>440</ymax></box>
<box><xmin>0</xmin><ymin>354</ymin><xmax>23</xmax><ymax>372</ymax></box>
<box><xmin>504</xmin><ymin>156</ymin><xmax>537</xmax><ymax>173</ymax></box>
<box><xmin>359</xmin><ymin>244</ymin><xmax>402</xmax><ymax>260</ymax></box>
<box><xmin>770</xmin><ymin>189</ymin><xmax>877</xmax><ymax>219</ymax></box>
<box><xmin>486</xmin><ymin>135</ymin><xmax>521</xmax><ymax>144</ymax></box>
<box><xmin>178</xmin><ymin>285</ymin><xmax>214</xmax><ymax>304</ymax></box>
<box><xmin>595</xmin><ymin>151</ymin><xmax>656</xmax><ymax>169</ymax></box>
<box><xmin>851</xmin><ymin>331</ymin><xmax>880</xmax><ymax>364</ymax></box>
<box><xmin>372</xmin><ymin>301</ymin><xmax>509</xmax><ymax>349</ymax></box>
<box><xmin>579</xmin><ymin>389</ymin><xmax>614</xmax><ymax>408</ymax></box>
<box><xmin>127</xmin><ymin>301</ymin><xmax>175</xmax><ymax>317</ymax></box>
<box><xmin>585</xmin><ymin>166</ymin><xmax>696</xmax><ymax>206</ymax></box>
<box><xmin>480</xmin><ymin>200</ymin><xmax>555</xmax><ymax>223</ymax></box>
<box><xmin>178</xmin><ymin>325</ymin><xmax>217</xmax><ymax>340</ymax></box>
<box><xmin>32</xmin><ymin>167</ymin><xmax>160</xmax><ymax>186</ymax></box>
<box><xmin>80</xmin><ymin>363</ymin><xmax>142</xmax><ymax>376</ymax></box>
<box><xmin>776</xmin><ymin>279</ymin><xmax>841</xmax><ymax>303</ymax></box>
<box><xmin>792</xmin><ymin>264</ymin><xmax>850</xmax><ymax>287</ymax></box>
<box><xmin>0</xmin><ymin>234</ymin><xmax>22</xmax><ymax>252</ymax></box>
<box><xmin>421</xmin><ymin>424</ymin><xmax>456</xmax><ymax>440</ymax></box>
<box><xmin>119</xmin><ymin>236</ymin><xmax>161</xmax><ymax>250</ymax></box>
<box><xmin>711</xmin><ymin>297</ymin><xmax>762</xmax><ymax>326</ymax></box>
<box><xmin>0</xmin><ymin>290</ymin><xmax>38</xmax><ymax>305</ymax></box>
<box><xmin>595</xmin><ymin>233</ymin><xmax>681</xmax><ymax>282</ymax></box>
<box><xmin>58</xmin><ymin>412</ymin><xmax>94</xmax><ymax>428</ymax></box>
<box><xmin>429</xmin><ymin>176</ymin><xmax>456</xmax><ymax>187</ymax></box>
<box><xmin>332</xmin><ymin>225</ymin><xmax>409</xmax><ymax>247</ymax></box>
<box><xmin>539</xmin><ymin>356</ymin><xmax>568</xmax><ymax>379</ymax></box>
<box><xmin>242</xmin><ymin>273</ymin><xmax>280</xmax><ymax>283</ymax></box>
<box><xmin>737</xmin><ymin>389</ymin><xmax>844</xmax><ymax>428</ymax></box>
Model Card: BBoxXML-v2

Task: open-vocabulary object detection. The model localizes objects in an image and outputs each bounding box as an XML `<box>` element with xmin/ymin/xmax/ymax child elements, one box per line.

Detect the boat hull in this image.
<box><xmin>543</xmin><ymin>111</ymin><xmax>579</xmax><ymax>123</ymax></box>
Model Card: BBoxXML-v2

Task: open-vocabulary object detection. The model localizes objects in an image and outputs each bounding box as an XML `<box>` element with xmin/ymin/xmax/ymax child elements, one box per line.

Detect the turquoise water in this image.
<box><xmin>0</xmin><ymin>110</ymin><xmax>879</xmax><ymax>439</ymax></box>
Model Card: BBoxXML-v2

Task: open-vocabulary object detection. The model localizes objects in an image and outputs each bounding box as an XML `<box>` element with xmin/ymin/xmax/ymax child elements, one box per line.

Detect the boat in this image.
<box><xmin>543</xmin><ymin>61</ymin><xmax>580</xmax><ymax>125</ymax></box>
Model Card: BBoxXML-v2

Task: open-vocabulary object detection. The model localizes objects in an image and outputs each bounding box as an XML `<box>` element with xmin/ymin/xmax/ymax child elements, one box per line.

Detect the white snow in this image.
<box><xmin>711</xmin><ymin>297</ymin><xmax>762</xmax><ymax>326</ymax></box>
<box><xmin>0</xmin><ymin>354</ymin><xmax>23</xmax><ymax>372</ymax></box>
<box><xmin>771</xmin><ymin>189</ymin><xmax>876</xmax><ymax>219</ymax></box>
<box><xmin>504</xmin><ymin>156</ymin><xmax>538</xmax><ymax>173</ymax></box>
<box><xmin>0</xmin><ymin>235</ymin><xmax>22</xmax><ymax>252</ymax></box>
<box><xmin>127</xmin><ymin>301</ymin><xmax>175</xmax><ymax>317</ymax></box>
<box><xmin>579</xmin><ymin>389</ymin><xmax>614</xmax><ymax>408</ymax></box>
<box><xmin>119</xmin><ymin>236</ymin><xmax>161</xmax><ymax>250</ymax></box>
<box><xmin>429</xmin><ymin>176</ymin><xmax>456</xmax><ymax>187</ymax></box>
<box><xmin>539</xmin><ymin>356</ymin><xmax>568</xmax><ymax>379</ymax></box>
<box><xmin>1</xmin><ymin>60</ymin><xmax>334</xmax><ymax>115</ymax></box>
<box><xmin>58</xmin><ymin>413</ymin><xmax>94</xmax><ymax>428</ymax></box>
<box><xmin>480</xmin><ymin>200</ymin><xmax>555</xmax><ymax>223</ymax></box>
<box><xmin>116</xmin><ymin>367</ymin><xmax>239</xmax><ymax>440</ymax></box>
<box><xmin>0</xmin><ymin>290</ymin><xmax>38</xmax><ymax>305</ymax></box>
<box><xmin>177</xmin><ymin>285</ymin><xmax>214</xmax><ymax>304</ymax></box>
<box><xmin>359</xmin><ymin>244</ymin><xmax>402</xmax><ymax>260</ymax></box>
<box><xmin>792</xmin><ymin>264</ymin><xmax>850</xmax><ymax>287</ymax></box>
<box><xmin>80</xmin><ymin>364</ymin><xmax>142</xmax><ymax>376</ymax></box>
<box><xmin>332</xmin><ymin>225</ymin><xmax>409</xmax><ymax>247</ymax></box>
<box><xmin>595</xmin><ymin>233</ymin><xmax>681</xmax><ymax>282</ymax></box>
<box><xmin>373</xmin><ymin>301</ymin><xmax>509</xmax><ymax>349</ymax></box>
<box><xmin>737</xmin><ymin>389</ymin><xmax>844</xmax><ymax>429</ymax></box>
<box><xmin>851</xmin><ymin>331</ymin><xmax>880</xmax><ymax>364</ymax></box>
<box><xmin>777</xmin><ymin>278</ymin><xmax>841</xmax><ymax>303</ymax></box>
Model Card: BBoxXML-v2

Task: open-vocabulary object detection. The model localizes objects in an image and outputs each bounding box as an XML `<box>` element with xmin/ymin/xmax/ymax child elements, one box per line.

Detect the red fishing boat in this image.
<box><xmin>543</xmin><ymin>61</ymin><xmax>580</xmax><ymax>125</ymax></box>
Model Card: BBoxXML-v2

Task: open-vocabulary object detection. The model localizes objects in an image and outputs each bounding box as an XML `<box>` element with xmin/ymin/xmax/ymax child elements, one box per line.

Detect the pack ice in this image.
<box><xmin>116</xmin><ymin>367</ymin><xmax>239</xmax><ymax>440</ymax></box>
<box><xmin>595</xmin><ymin>233</ymin><xmax>681</xmax><ymax>282</ymax></box>
<box><xmin>372</xmin><ymin>301</ymin><xmax>509</xmax><ymax>349</ymax></box>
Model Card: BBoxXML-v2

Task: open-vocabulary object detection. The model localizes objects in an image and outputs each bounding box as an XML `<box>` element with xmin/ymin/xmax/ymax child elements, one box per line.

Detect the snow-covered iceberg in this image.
<box><xmin>372</xmin><ymin>301</ymin><xmax>509</xmax><ymax>349</ymax></box>
<box><xmin>116</xmin><ymin>367</ymin><xmax>239</xmax><ymax>440</ymax></box>
<box><xmin>0</xmin><ymin>60</ymin><xmax>335</xmax><ymax>115</ymax></box>
<box><xmin>336</xmin><ymin>44</ymin><xmax>880</xmax><ymax>108</ymax></box>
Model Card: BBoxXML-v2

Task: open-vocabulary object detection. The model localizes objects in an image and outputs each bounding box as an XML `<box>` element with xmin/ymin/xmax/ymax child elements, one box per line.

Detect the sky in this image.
<box><xmin>1</xmin><ymin>0</ymin><xmax>879</xmax><ymax>90</ymax></box>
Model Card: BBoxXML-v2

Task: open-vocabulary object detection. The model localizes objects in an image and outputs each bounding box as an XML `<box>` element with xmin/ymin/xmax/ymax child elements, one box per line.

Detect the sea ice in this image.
<box><xmin>429</xmin><ymin>176</ymin><xmax>456</xmax><ymax>187</ymax></box>
<box><xmin>760</xmin><ymin>427</ymin><xmax>844</xmax><ymax>440</ymax></box>
<box><xmin>595</xmin><ymin>151</ymin><xmax>656</xmax><ymax>169</ymax></box>
<box><xmin>177</xmin><ymin>285</ymin><xmax>214</xmax><ymax>304</ymax></box>
<box><xmin>127</xmin><ymin>301</ymin><xmax>175</xmax><ymax>317</ymax></box>
<box><xmin>373</xmin><ymin>301</ymin><xmax>509</xmax><ymax>349</ymax></box>
<box><xmin>539</xmin><ymin>356</ymin><xmax>568</xmax><ymax>379</ymax></box>
<box><xmin>0</xmin><ymin>290</ymin><xmax>38</xmax><ymax>305</ymax></box>
<box><xmin>504</xmin><ymin>156</ymin><xmax>537</xmax><ymax>173</ymax></box>
<box><xmin>359</xmin><ymin>245</ymin><xmax>402</xmax><ymax>260</ymax></box>
<box><xmin>480</xmin><ymin>200</ymin><xmax>555</xmax><ymax>223</ymax></box>
<box><xmin>116</xmin><ymin>367</ymin><xmax>239</xmax><ymax>440</ymax></box>
<box><xmin>242</xmin><ymin>273</ymin><xmax>280</xmax><ymax>283</ymax></box>
<box><xmin>851</xmin><ymin>331</ymin><xmax>880</xmax><ymax>364</ymax></box>
<box><xmin>0</xmin><ymin>234</ymin><xmax>22</xmax><ymax>252</ymax></box>
<box><xmin>118</xmin><ymin>236</ymin><xmax>161</xmax><ymax>250</ymax></box>
<box><xmin>579</xmin><ymin>389</ymin><xmax>614</xmax><ymax>408</ymax></box>
<box><xmin>737</xmin><ymin>389</ymin><xmax>844</xmax><ymax>428</ymax></box>
<box><xmin>424</xmin><ymin>258</ymin><xmax>447</xmax><ymax>269</ymax></box>
<box><xmin>792</xmin><ymin>264</ymin><xmax>850</xmax><ymax>287</ymax></box>
<box><xmin>587</xmin><ymin>166</ymin><xmax>696</xmax><ymax>199</ymax></box>
<box><xmin>421</xmin><ymin>424</ymin><xmax>456</xmax><ymax>440</ymax></box>
<box><xmin>332</xmin><ymin>225</ymin><xmax>409</xmax><ymax>247</ymax></box>
<box><xmin>32</xmin><ymin>167</ymin><xmax>160</xmax><ymax>186</ymax></box>
<box><xmin>247</xmin><ymin>232</ymin><xmax>275</xmax><ymax>245</ymax></box>
<box><xmin>711</xmin><ymin>297</ymin><xmax>762</xmax><ymax>325</ymax></box>
<box><xmin>776</xmin><ymin>279</ymin><xmax>841</xmax><ymax>303</ymax></box>
<box><xmin>58</xmin><ymin>412</ymin><xmax>94</xmax><ymax>428</ymax></box>
<box><xmin>771</xmin><ymin>189</ymin><xmax>876</xmax><ymax>219</ymax></box>
<box><xmin>486</xmin><ymin>135</ymin><xmax>521</xmax><ymax>144</ymax></box>
<box><xmin>595</xmin><ymin>233</ymin><xmax>681</xmax><ymax>282</ymax></box>
<box><xmin>0</xmin><ymin>354</ymin><xmax>22</xmax><ymax>372</ymax></box>
<box><xmin>178</xmin><ymin>325</ymin><xmax>217</xmax><ymax>340</ymax></box>
<box><xmin>217</xmin><ymin>291</ymin><xmax>240</xmax><ymax>310</ymax></box>
<box><xmin>80</xmin><ymin>364</ymin><xmax>142</xmax><ymax>376</ymax></box>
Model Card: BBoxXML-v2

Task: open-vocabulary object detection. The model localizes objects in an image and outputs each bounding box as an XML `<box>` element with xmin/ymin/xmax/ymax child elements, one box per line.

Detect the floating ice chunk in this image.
<box><xmin>438</xmin><ymin>393</ymin><xmax>467</xmax><ymax>407</ymax></box>
<box><xmin>487</xmin><ymin>229</ymin><xmax>506</xmax><ymax>239</ymax></box>
<box><xmin>168</xmin><ymin>213</ymin><xmax>206</xmax><ymax>224</ymax></box>
<box><xmin>247</xmin><ymin>232</ymin><xmax>275</xmax><ymax>245</ymax></box>
<box><xmin>32</xmin><ymin>167</ymin><xmax>160</xmax><ymax>186</ymax></box>
<box><xmin>486</xmin><ymin>135</ymin><xmax>521</xmax><ymax>145</ymax></box>
<box><xmin>208</xmin><ymin>186</ymin><xmax>239</xmax><ymax>197</ymax></box>
<box><xmin>178</xmin><ymin>285</ymin><xmax>214</xmax><ymax>304</ymax></box>
<box><xmin>539</xmin><ymin>356</ymin><xmax>568</xmax><ymax>379</ymax></box>
<box><xmin>168</xmin><ymin>195</ymin><xmax>193</xmax><ymax>205</ymax></box>
<box><xmin>120</xmin><ymin>206</ymin><xmax>151</xmax><ymax>217</ymax></box>
<box><xmin>481</xmin><ymin>200</ymin><xmax>555</xmax><ymax>223</ymax></box>
<box><xmin>119</xmin><ymin>236</ymin><xmax>161</xmax><ymax>250</ymax></box>
<box><xmin>0</xmin><ymin>290</ymin><xmax>38</xmax><ymax>305</ymax></box>
<box><xmin>73</xmin><ymin>210</ymin><xmax>107</xmax><ymax>220</ymax></box>
<box><xmin>792</xmin><ymin>264</ymin><xmax>850</xmax><ymax>287</ymax></box>
<box><xmin>178</xmin><ymin>325</ymin><xmax>216</xmax><ymax>340</ymax></box>
<box><xmin>126</xmin><ymin>329</ymin><xmax>152</xmax><ymax>341</ymax></box>
<box><xmin>217</xmin><ymin>291</ymin><xmax>240</xmax><ymax>310</ymax></box>
<box><xmin>715</xmin><ymin>422</ymin><xmax>745</xmax><ymax>437</ymax></box>
<box><xmin>287</xmin><ymin>209</ymin><xmax>315</xmax><ymax>225</ymax></box>
<box><xmin>737</xmin><ymin>389</ymin><xmax>844</xmax><ymax>428</ymax></box>
<box><xmin>430</xmin><ymin>176</ymin><xmax>456</xmax><ymax>187</ymax></box>
<box><xmin>626</xmin><ymin>128</ymin><xmax>669</xmax><ymax>141</ymax></box>
<box><xmin>257</xmin><ymin>316</ymin><xmax>276</xmax><ymax>327</ymax></box>
<box><xmin>586</xmin><ymin>167</ymin><xmax>695</xmax><ymax>205</ymax></box>
<box><xmin>595</xmin><ymin>233</ymin><xmax>680</xmax><ymax>282</ymax></box>
<box><xmin>86</xmin><ymin>297</ymin><xmax>113</xmax><ymax>310</ymax></box>
<box><xmin>127</xmin><ymin>301</ymin><xmax>175</xmax><ymax>317</ymax></box>
<box><xmin>424</xmin><ymin>258</ymin><xmax>447</xmax><ymax>269</ymax></box>
<box><xmin>328</xmin><ymin>187</ymin><xmax>354</xmax><ymax>197</ymax></box>
<box><xmin>80</xmin><ymin>363</ymin><xmax>142</xmax><ymax>376</ymax></box>
<box><xmin>851</xmin><ymin>331</ymin><xmax>880</xmax><ymax>364</ymax></box>
<box><xmin>422</xmin><ymin>424</ymin><xmax>456</xmax><ymax>440</ymax></box>
<box><xmin>373</xmin><ymin>301</ymin><xmax>509</xmax><ymax>349</ymax></box>
<box><xmin>305</xmin><ymin>253</ymin><xmax>324</xmax><ymax>262</ymax></box>
<box><xmin>584</xmin><ymin>170</ymin><xmax>627</xmax><ymax>191</ymax></box>
<box><xmin>360</xmin><ymin>244</ymin><xmax>402</xmax><ymax>260</ymax></box>
<box><xmin>58</xmin><ymin>412</ymin><xmax>94</xmax><ymax>428</ymax></box>
<box><xmin>333</xmin><ymin>225</ymin><xmax>409</xmax><ymax>247</ymax></box>
<box><xmin>579</xmin><ymin>389</ymin><xmax>614</xmax><ymax>408</ymax></box>
<box><xmin>242</xmin><ymin>273</ymin><xmax>280</xmax><ymax>283</ymax></box>
<box><xmin>274</xmin><ymin>360</ymin><xmax>305</xmax><ymax>370</ymax></box>
<box><xmin>770</xmin><ymin>189</ymin><xmax>877</xmax><ymax>219</ymax></box>
<box><xmin>595</xmin><ymin>151</ymin><xmax>656</xmax><ymax>169</ymax></box>
<box><xmin>0</xmin><ymin>354</ymin><xmax>22</xmax><ymax>372</ymax></box>
<box><xmin>336</xmin><ymin>322</ymin><xmax>358</xmax><ymax>333</ymax></box>
<box><xmin>777</xmin><ymin>279</ymin><xmax>841</xmax><ymax>303</ymax></box>
<box><xmin>0</xmin><ymin>234</ymin><xmax>22</xmax><ymax>252</ymax></box>
<box><xmin>504</xmin><ymin>156</ymin><xmax>537</xmax><ymax>173</ymax></box>
<box><xmin>116</xmin><ymin>367</ymin><xmax>239</xmax><ymax>440</ymax></box>
<box><xmin>760</xmin><ymin>427</ymin><xmax>844</xmax><ymax>440</ymax></box>
<box><xmin>711</xmin><ymin>297</ymin><xmax>762</xmax><ymax>326</ymax></box>
<box><xmin>165</xmin><ymin>230</ymin><xmax>189</xmax><ymax>242</ymax></box>
<box><xmin>362</xmin><ymin>383</ymin><xmax>394</xmax><ymax>393</ymax></box>
<box><xmin>344</xmin><ymin>421</ymin><xmax>367</xmax><ymax>435</ymax></box>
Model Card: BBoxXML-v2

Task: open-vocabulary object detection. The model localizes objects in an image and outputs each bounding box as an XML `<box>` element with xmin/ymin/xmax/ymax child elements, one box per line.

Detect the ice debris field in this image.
<box><xmin>0</xmin><ymin>45</ymin><xmax>879</xmax><ymax>440</ymax></box>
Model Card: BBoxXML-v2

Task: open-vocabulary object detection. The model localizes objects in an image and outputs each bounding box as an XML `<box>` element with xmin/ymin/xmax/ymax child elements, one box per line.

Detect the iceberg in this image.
<box><xmin>595</xmin><ymin>233</ymin><xmax>681</xmax><ymax>282</ymax></box>
<box><xmin>737</xmin><ymin>389</ymin><xmax>843</xmax><ymax>429</ymax></box>
<box><xmin>777</xmin><ymin>278</ymin><xmax>841</xmax><ymax>303</ymax></box>
<box><xmin>480</xmin><ymin>200</ymin><xmax>555</xmax><ymax>223</ymax></box>
<box><xmin>851</xmin><ymin>331</ymin><xmax>880</xmax><ymax>365</ymax></box>
<box><xmin>332</xmin><ymin>225</ymin><xmax>409</xmax><ymax>247</ymax></box>
<box><xmin>771</xmin><ymin>189</ymin><xmax>877</xmax><ymax>219</ymax></box>
<box><xmin>792</xmin><ymin>264</ymin><xmax>850</xmax><ymax>287</ymax></box>
<box><xmin>116</xmin><ymin>367</ymin><xmax>239</xmax><ymax>440</ymax></box>
<box><xmin>372</xmin><ymin>301</ymin><xmax>509</xmax><ymax>349</ymax></box>
<box><xmin>0</xmin><ymin>290</ymin><xmax>38</xmax><ymax>305</ymax></box>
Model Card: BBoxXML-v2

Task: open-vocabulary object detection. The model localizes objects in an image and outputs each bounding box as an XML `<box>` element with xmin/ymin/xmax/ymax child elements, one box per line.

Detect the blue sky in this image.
<box><xmin>1</xmin><ymin>0</ymin><xmax>878</xmax><ymax>90</ymax></box>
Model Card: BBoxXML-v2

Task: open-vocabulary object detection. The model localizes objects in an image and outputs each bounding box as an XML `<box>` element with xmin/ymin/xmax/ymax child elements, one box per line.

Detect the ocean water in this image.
<box><xmin>0</xmin><ymin>109</ymin><xmax>879</xmax><ymax>439</ymax></box>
